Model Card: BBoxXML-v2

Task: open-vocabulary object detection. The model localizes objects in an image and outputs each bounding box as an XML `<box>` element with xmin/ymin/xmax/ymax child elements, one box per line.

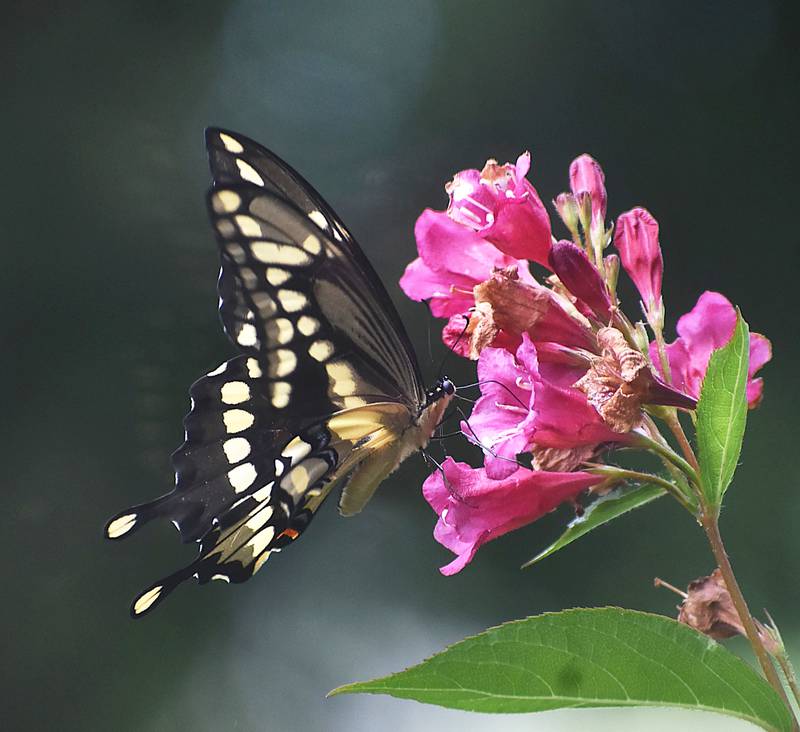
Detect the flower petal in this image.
<box><xmin>423</xmin><ymin>458</ymin><xmax>603</xmax><ymax>575</ymax></box>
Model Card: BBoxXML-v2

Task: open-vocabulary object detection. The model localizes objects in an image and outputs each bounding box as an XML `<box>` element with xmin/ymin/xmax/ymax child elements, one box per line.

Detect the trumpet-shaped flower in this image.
<box><xmin>423</xmin><ymin>457</ymin><xmax>604</xmax><ymax>575</ymax></box>
<box><xmin>652</xmin><ymin>291</ymin><xmax>771</xmax><ymax>408</ymax></box>
<box><xmin>445</xmin><ymin>153</ymin><xmax>552</xmax><ymax>265</ymax></box>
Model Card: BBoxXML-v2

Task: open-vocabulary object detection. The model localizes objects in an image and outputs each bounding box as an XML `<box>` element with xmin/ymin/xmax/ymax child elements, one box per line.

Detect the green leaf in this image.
<box><xmin>696</xmin><ymin>311</ymin><xmax>750</xmax><ymax>509</ymax></box>
<box><xmin>330</xmin><ymin>608</ymin><xmax>792</xmax><ymax>731</ymax></box>
<box><xmin>522</xmin><ymin>482</ymin><xmax>666</xmax><ymax>567</ymax></box>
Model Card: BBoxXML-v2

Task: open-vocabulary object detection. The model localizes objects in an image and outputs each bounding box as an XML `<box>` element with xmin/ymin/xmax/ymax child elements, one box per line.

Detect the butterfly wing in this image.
<box><xmin>205</xmin><ymin>126</ymin><xmax>422</xmax><ymax>392</ymax></box>
<box><xmin>106</xmin><ymin>136</ymin><xmax>431</xmax><ymax>617</ymax></box>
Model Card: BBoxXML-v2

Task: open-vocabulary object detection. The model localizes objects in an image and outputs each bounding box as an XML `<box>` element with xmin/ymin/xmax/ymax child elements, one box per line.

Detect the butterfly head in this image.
<box><xmin>426</xmin><ymin>376</ymin><xmax>456</xmax><ymax>406</ymax></box>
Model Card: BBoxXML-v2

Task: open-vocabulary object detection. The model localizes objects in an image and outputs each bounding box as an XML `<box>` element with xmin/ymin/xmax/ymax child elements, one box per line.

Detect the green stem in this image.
<box><xmin>664</xmin><ymin>411</ymin><xmax>701</xmax><ymax>475</ymax></box>
<box><xmin>701</xmin><ymin>513</ymin><xmax>797</xmax><ymax>725</ymax></box>
<box><xmin>777</xmin><ymin>654</ymin><xmax>800</xmax><ymax>714</ymax></box>
<box><xmin>588</xmin><ymin>466</ymin><xmax>692</xmax><ymax>512</ymax></box>
<box><xmin>633</xmin><ymin>431</ymin><xmax>699</xmax><ymax>487</ymax></box>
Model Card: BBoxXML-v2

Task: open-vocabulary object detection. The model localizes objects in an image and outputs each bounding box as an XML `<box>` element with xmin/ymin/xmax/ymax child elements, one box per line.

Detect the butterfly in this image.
<box><xmin>105</xmin><ymin>128</ymin><xmax>455</xmax><ymax>618</ymax></box>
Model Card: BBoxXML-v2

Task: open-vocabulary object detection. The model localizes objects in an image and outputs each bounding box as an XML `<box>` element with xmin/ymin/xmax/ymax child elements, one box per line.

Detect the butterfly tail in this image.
<box><xmin>104</xmin><ymin>493</ymin><xmax>202</xmax><ymax>542</ymax></box>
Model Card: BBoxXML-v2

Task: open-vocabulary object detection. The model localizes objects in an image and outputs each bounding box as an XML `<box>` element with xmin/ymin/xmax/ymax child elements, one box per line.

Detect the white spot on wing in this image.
<box><xmin>245</xmin><ymin>506</ymin><xmax>274</xmax><ymax>532</ymax></box>
<box><xmin>221</xmin><ymin>381</ymin><xmax>250</xmax><ymax>405</ymax></box>
<box><xmin>223</xmin><ymin>409</ymin><xmax>254</xmax><ymax>433</ymax></box>
<box><xmin>246</xmin><ymin>358</ymin><xmax>262</xmax><ymax>378</ymax></box>
<box><xmin>133</xmin><ymin>586</ymin><xmax>163</xmax><ymax>615</ymax></box>
<box><xmin>266</xmin><ymin>267</ymin><xmax>291</xmax><ymax>286</ymax></box>
<box><xmin>297</xmin><ymin>315</ymin><xmax>320</xmax><ymax>336</ymax></box>
<box><xmin>237</xmin><ymin>323</ymin><xmax>258</xmax><ymax>347</ymax></box>
<box><xmin>277</xmin><ymin>289</ymin><xmax>308</xmax><ymax>313</ymax></box>
<box><xmin>223</xmin><ymin>437</ymin><xmax>251</xmax><ymax>464</ymax></box>
<box><xmin>308</xmin><ymin>210</ymin><xmax>328</xmax><ymax>230</ymax></box>
<box><xmin>236</xmin><ymin>158</ymin><xmax>265</xmax><ymax>186</ymax></box>
<box><xmin>302</xmin><ymin>233</ymin><xmax>322</xmax><ymax>255</ymax></box>
<box><xmin>308</xmin><ymin>340</ymin><xmax>334</xmax><ymax>362</ymax></box>
<box><xmin>228</xmin><ymin>462</ymin><xmax>257</xmax><ymax>493</ymax></box>
<box><xmin>107</xmin><ymin>513</ymin><xmax>137</xmax><ymax>538</ymax></box>
<box><xmin>268</xmin><ymin>349</ymin><xmax>297</xmax><ymax>378</ymax></box>
<box><xmin>269</xmin><ymin>381</ymin><xmax>292</xmax><ymax>408</ymax></box>
<box><xmin>235</xmin><ymin>215</ymin><xmax>262</xmax><ymax>237</ymax></box>
<box><xmin>251</xmin><ymin>241</ymin><xmax>312</xmax><ymax>266</ymax></box>
<box><xmin>247</xmin><ymin>526</ymin><xmax>275</xmax><ymax>557</ymax></box>
<box><xmin>219</xmin><ymin>132</ymin><xmax>244</xmax><ymax>153</ymax></box>
<box><xmin>212</xmin><ymin>190</ymin><xmax>241</xmax><ymax>213</ymax></box>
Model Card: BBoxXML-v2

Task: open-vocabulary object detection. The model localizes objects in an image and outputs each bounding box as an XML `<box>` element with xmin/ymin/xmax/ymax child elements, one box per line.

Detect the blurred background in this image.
<box><xmin>3</xmin><ymin>1</ymin><xmax>798</xmax><ymax>730</ymax></box>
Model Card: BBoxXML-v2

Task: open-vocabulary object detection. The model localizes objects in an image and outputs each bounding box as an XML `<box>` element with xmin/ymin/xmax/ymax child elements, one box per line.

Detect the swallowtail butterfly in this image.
<box><xmin>105</xmin><ymin>129</ymin><xmax>455</xmax><ymax>617</ymax></box>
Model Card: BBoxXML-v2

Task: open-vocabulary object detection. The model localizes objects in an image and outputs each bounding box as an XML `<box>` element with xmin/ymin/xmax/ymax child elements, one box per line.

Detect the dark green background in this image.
<box><xmin>4</xmin><ymin>2</ymin><xmax>798</xmax><ymax>730</ymax></box>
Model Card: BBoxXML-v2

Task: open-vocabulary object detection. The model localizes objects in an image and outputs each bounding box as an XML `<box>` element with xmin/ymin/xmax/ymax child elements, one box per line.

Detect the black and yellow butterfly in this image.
<box><xmin>105</xmin><ymin>129</ymin><xmax>455</xmax><ymax>617</ymax></box>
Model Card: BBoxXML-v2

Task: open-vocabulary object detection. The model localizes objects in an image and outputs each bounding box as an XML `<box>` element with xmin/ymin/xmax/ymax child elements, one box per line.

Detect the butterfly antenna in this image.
<box><xmin>455</xmin><ymin>404</ymin><xmax>531</xmax><ymax>473</ymax></box>
<box><xmin>436</xmin><ymin>314</ymin><xmax>471</xmax><ymax>380</ymax></box>
<box><xmin>459</xmin><ymin>379</ymin><xmax>529</xmax><ymax>409</ymax></box>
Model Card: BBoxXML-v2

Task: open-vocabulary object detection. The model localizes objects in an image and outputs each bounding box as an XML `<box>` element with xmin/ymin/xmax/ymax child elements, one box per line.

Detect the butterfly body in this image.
<box><xmin>105</xmin><ymin>129</ymin><xmax>453</xmax><ymax>617</ymax></box>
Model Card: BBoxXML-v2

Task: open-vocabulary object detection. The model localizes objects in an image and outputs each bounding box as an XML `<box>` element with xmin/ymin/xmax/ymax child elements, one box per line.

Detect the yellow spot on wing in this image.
<box><xmin>235</xmin><ymin>215</ymin><xmax>262</xmax><ymax>237</ymax></box>
<box><xmin>219</xmin><ymin>132</ymin><xmax>244</xmax><ymax>153</ymax></box>
<box><xmin>236</xmin><ymin>158</ymin><xmax>265</xmax><ymax>185</ymax></box>
<box><xmin>221</xmin><ymin>381</ymin><xmax>250</xmax><ymax>405</ymax></box>
<box><xmin>133</xmin><ymin>586</ymin><xmax>163</xmax><ymax>615</ymax></box>
<box><xmin>297</xmin><ymin>315</ymin><xmax>320</xmax><ymax>336</ymax></box>
<box><xmin>228</xmin><ymin>462</ymin><xmax>257</xmax><ymax>492</ymax></box>
<box><xmin>107</xmin><ymin>513</ymin><xmax>137</xmax><ymax>538</ymax></box>
<box><xmin>266</xmin><ymin>267</ymin><xmax>291</xmax><ymax>286</ymax></box>
<box><xmin>251</xmin><ymin>241</ymin><xmax>312</xmax><ymax>266</ymax></box>
<box><xmin>268</xmin><ymin>349</ymin><xmax>297</xmax><ymax>378</ymax></box>
<box><xmin>308</xmin><ymin>210</ymin><xmax>328</xmax><ymax>229</ymax></box>
<box><xmin>269</xmin><ymin>381</ymin><xmax>291</xmax><ymax>408</ymax></box>
<box><xmin>212</xmin><ymin>190</ymin><xmax>241</xmax><ymax>213</ymax></box>
<box><xmin>223</xmin><ymin>409</ymin><xmax>254</xmax><ymax>433</ymax></box>
<box><xmin>223</xmin><ymin>437</ymin><xmax>251</xmax><ymax>464</ymax></box>
<box><xmin>277</xmin><ymin>289</ymin><xmax>308</xmax><ymax>313</ymax></box>
<box><xmin>308</xmin><ymin>340</ymin><xmax>334</xmax><ymax>362</ymax></box>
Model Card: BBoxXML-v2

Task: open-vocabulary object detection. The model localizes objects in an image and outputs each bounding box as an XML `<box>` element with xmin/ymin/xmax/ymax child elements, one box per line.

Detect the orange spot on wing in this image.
<box><xmin>280</xmin><ymin>528</ymin><xmax>300</xmax><ymax>541</ymax></box>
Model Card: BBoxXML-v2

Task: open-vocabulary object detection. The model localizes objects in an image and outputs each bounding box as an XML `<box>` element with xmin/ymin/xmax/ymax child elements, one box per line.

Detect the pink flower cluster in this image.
<box><xmin>402</xmin><ymin>153</ymin><xmax>771</xmax><ymax>574</ymax></box>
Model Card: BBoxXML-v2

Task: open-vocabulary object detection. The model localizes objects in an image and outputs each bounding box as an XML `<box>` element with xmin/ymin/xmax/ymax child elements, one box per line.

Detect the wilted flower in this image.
<box><xmin>652</xmin><ymin>291</ymin><xmax>771</xmax><ymax>408</ymax></box>
<box><xmin>468</xmin><ymin>267</ymin><xmax>596</xmax><ymax>356</ymax></box>
<box><xmin>575</xmin><ymin>327</ymin><xmax>696</xmax><ymax>432</ymax></box>
<box><xmin>658</xmin><ymin>570</ymin><xmax>780</xmax><ymax>655</ymax></box>
<box><xmin>446</xmin><ymin>153</ymin><xmax>552</xmax><ymax>265</ymax></box>
<box><xmin>614</xmin><ymin>207</ymin><xmax>664</xmax><ymax>315</ymax></box>
<box><xmin>423</xmin><ymin>458</ymin><xmax>604</xmax><ymax>575</ymax></box>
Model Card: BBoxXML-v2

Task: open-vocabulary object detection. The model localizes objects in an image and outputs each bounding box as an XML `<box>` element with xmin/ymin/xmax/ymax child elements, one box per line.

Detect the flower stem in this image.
<box><xmin>633</xmin><ymin>431</ymin><xmax>699</xmax><ymax>487</ymax></box>
<box><xmin>775</xmin><ymin>653</ymin><xmax>800</xmax><ymax>714</ymax></box>
<box><xmin>664</xmin><ymin>411</ymin><xmax>701</xmax><ymax>475</ymax></box>
<box><xmin>701</xmin><ymin>513</ymin><xmax>796</xmax><ymax>723</ymax></box>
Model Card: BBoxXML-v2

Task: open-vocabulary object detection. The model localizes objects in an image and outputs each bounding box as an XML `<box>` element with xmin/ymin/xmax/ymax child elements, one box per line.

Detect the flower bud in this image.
<box><xmin>614</xmin><ymin>207</ymin><xmax>664</xmax><ymax>312</ymax></box>
<box><xmin>554</xmin><ymin>192</ymin><xmax>581</xmax><ymax>242</ymax></box>
<box><xmin>548</xmin><ymin>240</ymin><xmax>611</xmax><ymax>320</ymax></box>
<box><xmin>604</xmin><ymin>253</ymin><xmax>620</xmax><ymax>299</ymax></box>
<box><xmin>569</xmin><ymin>154</ymin><xmax>607</xmax><ymax>224</ymax></box>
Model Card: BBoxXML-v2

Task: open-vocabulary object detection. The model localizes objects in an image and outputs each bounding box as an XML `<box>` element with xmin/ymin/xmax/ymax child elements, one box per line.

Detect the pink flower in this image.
<box><xmin>548</xmin><ymin>239</ymin><xmax>612</xmax><ymax>320</ymax></box>
<box><xmin>400</xmin><ymin>209</ymin><xmax>526</xmax><ymax>317</ymax></box>
<box><xmin>652</xmin><ymin>291</ymin><xmax>771</xmax><ymax>408</ymax></box>
<box><xmin>446</xmin><ymin>153</ymin><xmax>552</xmax><ymax>265</ymax></box>
<box><xmin>614</xmin><ymin>207</ymin><xmax>664</xmax><ymax>311</ymax></box>
<box><xmin>570</xmin><ymin>154</ymin><xmax>607</xmax><ymax>224</ymax></box>
<box><xmin>423</xmin><ymin>458</ymin><xmax>604</xmax><ymax>575</ymax></box>
<box><xmin>464</xmin><ymin>335</ymin><xmax>622</xmax><ymax>478</ymax></box>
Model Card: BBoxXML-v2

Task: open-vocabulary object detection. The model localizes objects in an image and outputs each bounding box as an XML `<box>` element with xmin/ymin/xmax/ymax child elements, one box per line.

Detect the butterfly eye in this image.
<box><xmin>441</xmin><ymin>379</ymin><xmax>455</xmax><ymax>396</ymax></box>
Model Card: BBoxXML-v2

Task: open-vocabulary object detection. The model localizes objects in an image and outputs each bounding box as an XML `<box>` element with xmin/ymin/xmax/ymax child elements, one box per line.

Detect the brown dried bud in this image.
<box><xmin>658</xmin><ymin>569</ymin><xmax>781</xmax><ymax>656</ymax></box>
